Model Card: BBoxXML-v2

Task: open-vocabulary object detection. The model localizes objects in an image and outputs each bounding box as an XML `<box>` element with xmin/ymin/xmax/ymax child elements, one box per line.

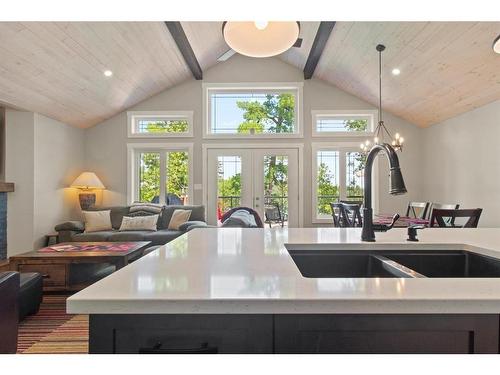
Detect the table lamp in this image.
<box><xmin>70</xmin><ymin>172</ymin><xmax>105</xmax><ymax>210</ymax></box>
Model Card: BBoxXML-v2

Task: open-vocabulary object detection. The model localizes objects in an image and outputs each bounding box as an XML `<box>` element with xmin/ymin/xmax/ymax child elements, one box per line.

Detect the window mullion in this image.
<box><xmin>159</xmin><ymin>152</ymin><xmax>167</xmax><ymax>205</ymax></box>
<box><xmin>339</xmin><ymin>151</ymin><xmax>347</xmax><ymax>201</ymax></box>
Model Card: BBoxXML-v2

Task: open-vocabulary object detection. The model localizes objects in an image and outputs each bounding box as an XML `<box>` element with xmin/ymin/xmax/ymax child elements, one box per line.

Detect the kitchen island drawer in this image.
<box><xmin>274</xmin><ymin>314</ymin><xmax>499</xmax><ymax>354</ymax></box>
<box><xmin>90</xmin><ymin>314</ymin><xmax>273</xmax><ymax>354</ymax></box>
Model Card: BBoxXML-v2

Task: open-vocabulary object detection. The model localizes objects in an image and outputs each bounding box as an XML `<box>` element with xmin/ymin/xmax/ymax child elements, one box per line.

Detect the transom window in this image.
<box><xmin>312</xmin><ymin>143</ymin><xmax>370</xmax><ymax>222</ymax></box>
<box><xmin>128</xmin><ymin>111</ymin><xmax>193</xmax><ymax>138</ymax></box>
<box><xmin>312</xmin><ymin>110</ymin><xmax>376</xmax><ymax>136</ymax></box>
<box><xmin>204</xmin><ymin>83</ymin><xmax>302</xmax><ymax>138</ymax></box>
<box><xmin>127</xmin><ymin>143</ymin><xmax>193</xmax><ymax>205</ymax></box>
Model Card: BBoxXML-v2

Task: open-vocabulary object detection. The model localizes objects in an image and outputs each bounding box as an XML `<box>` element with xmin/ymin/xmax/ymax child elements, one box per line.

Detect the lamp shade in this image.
<box><xmin>222</xmin><ymin>21</ymin><xmax>300</xmax><ymax>58</ymax></box>
<box><xmin>70</xmin><ymin>172</ymin><xmax>105</xmax><ymax>190</ymax></box>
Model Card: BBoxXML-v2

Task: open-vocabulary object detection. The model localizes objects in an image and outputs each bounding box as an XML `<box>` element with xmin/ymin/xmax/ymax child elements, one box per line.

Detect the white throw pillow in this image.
<box><xmin>83</xmin><ymin>210</ymin><xmax>112</xmax><ymax>233</ymax></box>
<box><xmin>168</xmin><ymin>209</ymin><xmax>192</xmax><ymax>230</ymax></box>
<box><xmin>119</xmin><ymin>215</ymin><xmax>159</xmax><ymax>231</ymax></box>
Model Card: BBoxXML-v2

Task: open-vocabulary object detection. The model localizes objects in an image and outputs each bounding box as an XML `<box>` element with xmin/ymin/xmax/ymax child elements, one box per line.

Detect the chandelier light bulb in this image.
<box><xmin>374</xmin><ymin>136</ymin><xmax>379</xmax><ymax>144</ymax></box>
<box><xmin>392</xmin><ymin>140</ymin><xmax>397</xmax><ymax>146</ymax></box>
<box><xmin>365</xmin><ymin>140</ymin><xmax>370</xmax><ymax>146</ymax></box>
<box><xmin>395</xmin><ymin>133</ymin><xmax>400</xmax><ymax>139</ymax></box>
<box><xmin>254</xmin><ymin>21</ymin><xmax>269</xmax><ymax>30</ymax></box>
<box><xmin>399</xmin><ymin>137</ymin><xmax>404</xmax><ymax>143</ymax></box>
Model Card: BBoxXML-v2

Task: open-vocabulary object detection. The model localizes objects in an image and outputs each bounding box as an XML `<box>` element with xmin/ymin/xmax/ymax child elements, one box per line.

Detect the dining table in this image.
<box><xmin>374</xmin><ymin>214</ymin><xmax>429</xmax><ymax>228</ymax></box>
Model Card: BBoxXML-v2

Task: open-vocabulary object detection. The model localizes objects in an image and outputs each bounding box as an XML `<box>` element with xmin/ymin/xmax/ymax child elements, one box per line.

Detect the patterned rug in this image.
<box><xmin>17</xmin><ymin>294</ymin><xmax>89</xmax><ymax>354</ymax></box>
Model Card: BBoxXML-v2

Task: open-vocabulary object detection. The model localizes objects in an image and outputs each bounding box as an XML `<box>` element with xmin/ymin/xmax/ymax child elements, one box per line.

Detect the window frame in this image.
<box><xmin>202</xmin><ymin>82</ymin><xmax>304</xmax><ymax>139</ymax></box>
<box><xmin>311</xmin><ymin>109</ymin><xmax>377</xmax><ymax>137</ymax></box>
<box><xmin>127</xmin><ymin>111</ymin><xmax>194</xmax><ymax>138</ymax></box>
<box><xmin>127</xmin><ymin>142</ymin><xmax>194</xmax><ymax>205</ymax></box>
<box><xmin>312</xmin><ymin>142</ymin><xmax>378</xmax><ymax>223</ymax></box>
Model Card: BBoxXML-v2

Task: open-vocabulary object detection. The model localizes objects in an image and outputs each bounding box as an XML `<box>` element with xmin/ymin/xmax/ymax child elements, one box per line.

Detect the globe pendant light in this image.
<box><xmin>222</xmin><ymin>21</ymin><xmax>300</xmax><ymax>58</ymax></box>
<box><xmin>360</xmin><ymin>44</ymin><xmax>404</xmax><ymax>153</ymax></box>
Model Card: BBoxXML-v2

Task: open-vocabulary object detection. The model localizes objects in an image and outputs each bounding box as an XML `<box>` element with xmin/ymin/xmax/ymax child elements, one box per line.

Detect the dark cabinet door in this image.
<box><xmin>90</xmin><ymin>314</ymin><xmax>273</xmax><ymax>354</ymax></box>
<box><xmin>274</xmin><ymin>314</ymin><xmax>499</xmax><ymax>354</ymax></box>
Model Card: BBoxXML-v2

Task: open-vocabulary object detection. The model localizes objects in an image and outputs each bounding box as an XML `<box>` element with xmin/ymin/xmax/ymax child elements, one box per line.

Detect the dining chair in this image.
<box><xmin>342</xmin><ymin>203</ymin><xmax>363</xmax><ymax>227</ymax></box>
<box><xmin>429</xmin><ymin>208</ymin><xmax>482</xmax><ymax>228</ymax></box>
<box><xmin>406</xmin><ymin>202</ymin><xmax>430</xmax><ymax>220</ymax></box>
<box><xmin>426</xmin><ymin>202</ymin><xmax>460</xmax><ymax>224</ymax></box>
<box><xmin>330</xmin><ymin>202</ymin><xmax>346</xmax><ymax>227</ymax></box>
<box><xmin>330</xmin><ymin>202</ymin><xmax>362</xmax><ymax>228</ymax></box>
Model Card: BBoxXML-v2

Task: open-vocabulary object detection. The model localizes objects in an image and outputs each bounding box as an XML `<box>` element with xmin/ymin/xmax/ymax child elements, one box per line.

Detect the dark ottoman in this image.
<box><xmin>19</xmin><ymin>272</ymin><xmax>43</xmax><ymax>321</ymax></box>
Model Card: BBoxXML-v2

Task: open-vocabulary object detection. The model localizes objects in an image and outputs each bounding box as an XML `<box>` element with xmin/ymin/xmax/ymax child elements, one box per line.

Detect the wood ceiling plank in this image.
<box><xmin>181</xmin><ymin>21</ymin><xmax>229</xmax><ymax>71</ymax></box>
<box><xmin>0</xmin><ymin>21</ymin><xmax>191</xmax><ymax>127</ymax></box>
<box><xmin>280</xmin><ymin>22</ymin><xmax>320</xmax><ymax>70</ymax></box>
<box><xmin>312</xmin><ymin>21</ymin><xmax>500</xmax><ymax>127</ymax></box>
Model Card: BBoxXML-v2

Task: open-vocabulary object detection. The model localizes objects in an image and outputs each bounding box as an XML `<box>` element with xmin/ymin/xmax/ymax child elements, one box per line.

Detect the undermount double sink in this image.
<box><xmin>286</xmin><ymin>248</ymin><xmax>500</xmax><ymax>278</ymax></box>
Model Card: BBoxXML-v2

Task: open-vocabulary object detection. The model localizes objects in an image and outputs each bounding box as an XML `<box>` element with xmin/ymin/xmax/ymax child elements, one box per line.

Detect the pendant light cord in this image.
<box><xmin>378</xmin><ymin>47</ymin><xmax>382</xmax><ymax>124</ymax></box>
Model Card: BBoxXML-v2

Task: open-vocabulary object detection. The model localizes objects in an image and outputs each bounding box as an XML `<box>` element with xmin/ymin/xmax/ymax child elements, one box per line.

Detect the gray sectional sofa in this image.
<box><xmin>55</xmin><ymin>205</ymin><xmax>206</xmax><ymax>246</ymax></box>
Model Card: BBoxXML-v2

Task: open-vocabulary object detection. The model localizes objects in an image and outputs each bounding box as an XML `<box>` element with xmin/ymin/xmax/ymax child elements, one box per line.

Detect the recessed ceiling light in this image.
<box><xmin>391</xmin><ymin>68</ymin><xmax>401</xmax><ymax>76</ymax></box>
<box><xmin>493</xmin><ymin>34</ymin><xmax>500</xmax><ymax>54</ymax></box>
<box><xmin>103</xmin><ymin>70</ymin><xmax>113</xmax><ymax>77</ymax></box>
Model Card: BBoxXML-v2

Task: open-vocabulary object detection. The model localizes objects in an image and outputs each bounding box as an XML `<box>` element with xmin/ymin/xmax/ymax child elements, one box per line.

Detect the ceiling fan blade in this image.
<box><xmin>293</xmin><ymin>38</ymin><xmax>303</xmax><ymax>48</ymax></box>
<box><xmin>217</xmin><ymin>48</ymin><xmax>237</xmax><ymax>62</ymax></box>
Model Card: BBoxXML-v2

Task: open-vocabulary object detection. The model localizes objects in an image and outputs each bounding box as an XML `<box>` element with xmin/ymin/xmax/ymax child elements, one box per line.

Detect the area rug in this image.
<box><xmin>17</xmin><ymin>294</ymin><xmax>89</xmax><ymax>354</ymax></box>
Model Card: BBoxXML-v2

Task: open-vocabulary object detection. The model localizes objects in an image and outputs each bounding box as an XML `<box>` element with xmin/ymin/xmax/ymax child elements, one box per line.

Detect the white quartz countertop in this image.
<box><xmin>67</xmin><ymin>228</ymin><xmax>500</xmax><ymax>314</ymax></box>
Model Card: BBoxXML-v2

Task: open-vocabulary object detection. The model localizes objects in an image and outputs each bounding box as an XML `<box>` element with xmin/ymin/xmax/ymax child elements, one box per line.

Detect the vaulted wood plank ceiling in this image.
<box><xmin>313</xmin><ymin>22</ymin><xmax>500</xmax><ymax>127</ymax></box>
<box><xmin>0</xmin><ymin>21</ymin><xmax>499</xmax><ymax>128</ymax></box>
<box><xmin>0</xmin><ymin>22</ymin><xmax>190</xmax><ymax>128</ymax></box>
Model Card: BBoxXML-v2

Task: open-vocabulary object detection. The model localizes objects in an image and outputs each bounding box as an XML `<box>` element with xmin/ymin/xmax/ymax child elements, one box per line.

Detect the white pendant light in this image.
<box><xmin>222</xmin><ymin>21</ymin><xmax>300</xmax><ymax>58</ymax></box>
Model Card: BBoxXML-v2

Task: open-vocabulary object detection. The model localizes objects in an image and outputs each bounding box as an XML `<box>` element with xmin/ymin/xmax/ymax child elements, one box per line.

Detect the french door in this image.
<box><xmin>206</xmin><ymin>147</ymin><xmax>299</xmax><ymax>227</ymax></box>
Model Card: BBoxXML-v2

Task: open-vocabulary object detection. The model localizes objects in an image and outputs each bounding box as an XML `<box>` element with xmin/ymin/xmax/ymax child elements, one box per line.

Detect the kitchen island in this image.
<box><xmin>67</xmin><ymin>227</ymin><xmax>500</xmax><ymax>353</ymax></box>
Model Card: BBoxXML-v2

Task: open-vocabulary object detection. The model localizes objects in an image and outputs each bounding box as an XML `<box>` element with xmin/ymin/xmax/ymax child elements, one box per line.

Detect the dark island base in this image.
<box><xmin>89</xmin><ymin>313</ymin><xmax>500</xmax><ymax>354</ymax></box>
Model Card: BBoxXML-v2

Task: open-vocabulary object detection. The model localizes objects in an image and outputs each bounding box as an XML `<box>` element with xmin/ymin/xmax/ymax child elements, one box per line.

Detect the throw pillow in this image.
<box><xmin>168</xmin><ymin>209</ymin><xmax>192</xmax><ymax>230</ymax></box>
<box><xmin>129</xmin><ymin>202</ymin><xmax>164</xmax><ymax>214</ymax></box>
<box><xmin>83</xmin><ymin>210</ymin><xmax>113</xmax><ymax>233</ymax></box>
<box><xmin>119</xmin><ymin>215</ymin><xmax>159</xmax><ymax>231</ymax></box>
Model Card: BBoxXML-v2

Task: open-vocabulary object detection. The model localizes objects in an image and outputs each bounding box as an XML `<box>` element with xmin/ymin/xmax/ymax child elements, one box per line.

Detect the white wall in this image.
<box><xmin>5</xmin><ymin>110</ymin><xmax>35</xmax><ymax>255</ymax></box>
<box><xmin>5</xmin><ymin>110</ymin><xmax>85</xmax><ymax>255</ymax></box>
<box><xmin>33</xmin><ymin>114</ymin><xmax>85</xmax><ymax>248</ymax></box>
<box><xmin>86</xmin><ymin>55</ymin><xmax>423</xmax><ymax>227</ymax></box>
<box><xmin>422</xmin><ymin>99</ymin><xmax>500</xmax><ymax>227</ymax></box>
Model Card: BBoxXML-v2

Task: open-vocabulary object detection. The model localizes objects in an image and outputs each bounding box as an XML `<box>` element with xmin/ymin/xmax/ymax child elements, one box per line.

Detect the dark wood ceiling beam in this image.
<box><xmin>303</xmin><ymin>21</ymin><xmax>336</xmax><ymax>80</ymax></box>
<box><xmin>164</xmin><ymin>21</ymin><xmax>203</xmax><ymax>80</ymax></box>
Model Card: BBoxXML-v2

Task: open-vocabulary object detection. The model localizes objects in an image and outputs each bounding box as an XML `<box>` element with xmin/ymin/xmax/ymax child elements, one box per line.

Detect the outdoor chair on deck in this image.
<box><xmin>264</xmin><ymin>204</ymin><xmax>286</xmax><ymax>228</ymax></box>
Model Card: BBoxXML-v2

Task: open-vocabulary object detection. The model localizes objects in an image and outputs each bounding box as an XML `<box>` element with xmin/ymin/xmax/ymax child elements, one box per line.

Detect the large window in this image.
<box><xmin>312</xmin><ymin>143</ymin><xmax>369</xmax><ymax>222</ymax></box>
<box><xmin>203</xmin><ymin>83</ymin><xmax>303</xmax><ymax>138</ymax></box>
<box><xmin>128</xmin><ymin>143</ymin><xmax>193</xmax><ymax>205</ymax></box>
<box><xmin>312</xmin><ymin>110</ymin><xmax>376</xmax><ymax>136</ymax></box>
<box><xmin>128</xmin><ymin>111</ymin><xmax>193</xmax><ymax>138</ymax></box>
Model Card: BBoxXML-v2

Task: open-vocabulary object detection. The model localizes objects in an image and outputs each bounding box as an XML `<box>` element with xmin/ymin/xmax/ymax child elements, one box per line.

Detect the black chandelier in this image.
<box><xmin>360</xmin><ymin>44</ymin><xmax>404</xmax><ymax>153</ymax></box>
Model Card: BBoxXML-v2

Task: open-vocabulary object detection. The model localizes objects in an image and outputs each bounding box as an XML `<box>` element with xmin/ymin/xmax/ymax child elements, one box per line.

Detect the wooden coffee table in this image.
<box><xmin>10</xmin><ymin>241</ymin><xmax>152</xmax><ymax>292</ymax></box>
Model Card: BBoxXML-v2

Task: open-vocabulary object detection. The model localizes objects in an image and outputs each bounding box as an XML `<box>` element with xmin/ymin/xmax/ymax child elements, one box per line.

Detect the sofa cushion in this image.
<box><xmin>161</xmin><ymin>205</ymin><xmax>205</xmax><ymax>229</ymax></box>
<box><xmin>107</xmin><ymin>231</ymin><xmax>146</xmax><ymax>242</ymax></box>
<box><xmin>82</xmin><ymin>210</ymin><xmax>112</xmax><ymax>232</ymax></box>
<box><xmin>73</xmin><ymin>230</ymin><xmax>116</xmax><ymax>242</ymax></box>
<box><xmin>143</xmin><ymin>230</ymin><xmax>182</xmax><ymax>245</ymax></box>
<box><xmin>168</xmin><ymin>209</ymin><xmax>192</xmax><ymax>230</ymax></box>
<box><xmin>86</xmin><ymin>206</ymin><xmax>130</xmax><ymax>229</ymax></box>
<box><xmin>119</xmin><ymin>215</ymin><xmax>159</xmax><ymax>231</ymax></box>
